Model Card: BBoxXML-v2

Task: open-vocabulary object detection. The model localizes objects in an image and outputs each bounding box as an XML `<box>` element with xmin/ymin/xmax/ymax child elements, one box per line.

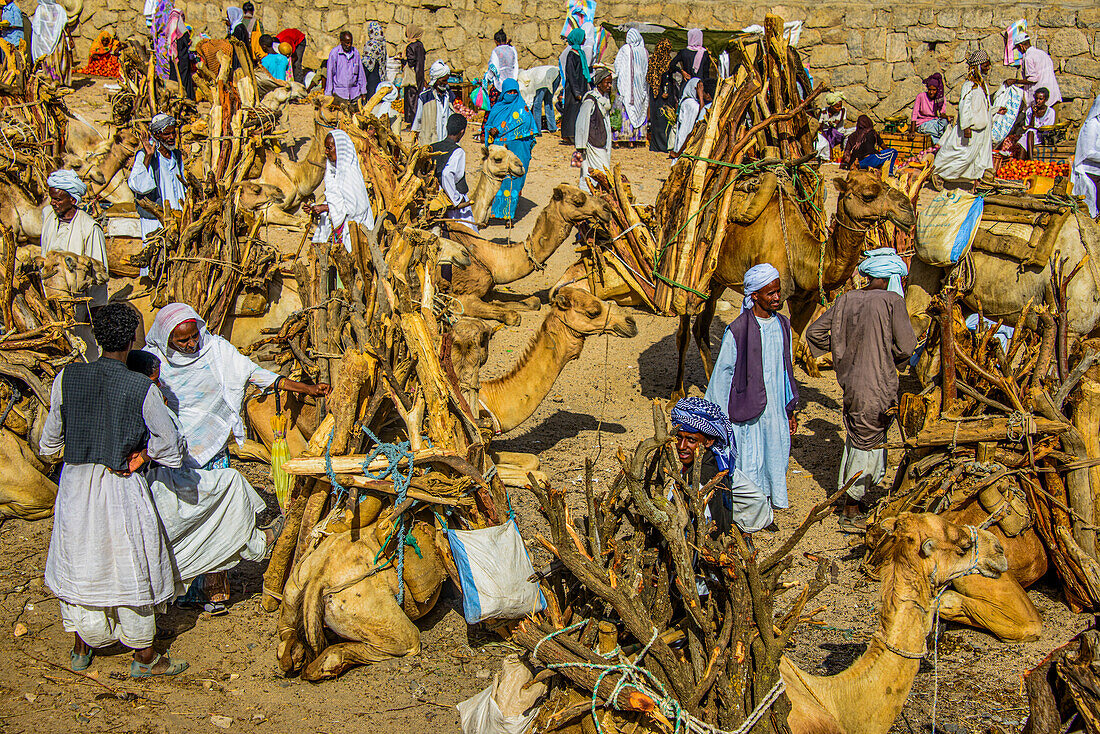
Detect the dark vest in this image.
<box><xmin>585</xmin><ymin>94</ymin><xmax>609</xmax><ymax>148</ymax></box>
<box><xmin>61</xmin><ymin>359</ymin><xmax>151</xmax><ymax>472</ymax></box>
<box><xmin>725</xmin><ymin>310</ymin><xmax>799</xmax><ymax>423</ymax></box>
<box><xmin>134</xmin><ymin>147</ymin><xmax>184</xmax><ymax>221</ymax></box>
<box><xmin>429</xmin><ymin>138</ymin><xmax>468</xmax><ymax>195</ymax></box>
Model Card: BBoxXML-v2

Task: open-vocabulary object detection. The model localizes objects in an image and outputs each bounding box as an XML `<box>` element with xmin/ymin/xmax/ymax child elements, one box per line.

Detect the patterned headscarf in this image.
<box><xmin>671</xmin><ymin>397</ymin><xmax>734</xmax><ymax>471</ymax></box>
<box><xmin>363</xmin><ymin>21</ymin><xmax>386</xmax><ymax>72</ymax></box>
<box><xmin>150</xmin><ymin>112</ymin><xmax>176</xmax><ymax>133</ymax></box>
<box><xmin>965</xmin><ymin>48</ymin><xmax>989</xmax><ymax>67</ymax></box>
<box><xmin>648</xmin><ymin>38</ymin><xmax>671</xmax><ymax>97</ymax></box>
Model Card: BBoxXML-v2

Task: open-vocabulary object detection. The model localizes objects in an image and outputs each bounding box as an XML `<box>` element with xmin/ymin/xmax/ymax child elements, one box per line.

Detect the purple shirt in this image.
<box><xmin>326</xmin><ymin>46</ymin><xmax>366</xmax><ymax>99</ymax></box>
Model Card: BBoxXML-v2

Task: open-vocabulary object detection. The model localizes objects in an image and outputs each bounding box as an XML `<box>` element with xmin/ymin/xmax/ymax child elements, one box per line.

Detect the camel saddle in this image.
<box><xmin>971</xmin><ymin>201</ymin><xmax>1073</xmax><ymax>270</ymax></box>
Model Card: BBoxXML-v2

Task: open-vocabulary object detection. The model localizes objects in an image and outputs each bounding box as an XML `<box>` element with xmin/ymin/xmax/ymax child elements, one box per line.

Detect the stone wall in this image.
<box><xmin>64</xmin><ymin>0</ymin><xmax>1100</xmax><ymax>119</ymax></box>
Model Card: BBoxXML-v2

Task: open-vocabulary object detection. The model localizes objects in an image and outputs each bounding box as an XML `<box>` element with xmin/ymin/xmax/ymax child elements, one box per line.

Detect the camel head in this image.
<box><xmin>552</xmin><ymin>286</ymin><xmax>638</xmax><ymax>339</ymax></box>
<box><xmin>833</xmin><ymin>170</ymin><xmax>916</xmax><ymax>231</ymax></box>
<box><xmin>34</xmin><ymin>251</ymin><xmax>108</xmax><ymax>300</ymax></box>
<box><xmin>236</xmin><ymin>181</ymin><xmax>287</xmax><ymax>212</ymax></box>
<box><xmin>481</xmin><ymin>144</ymin><xmax>525</xmax><ymax>180</ymax></box>
<box><xmin>549</xmin><ymin>184</ymin><xmax>611</xmax><ymax>227</ymax></box>
<box><xmin>88</xmin><ymin>127</ymin><xmax>142</xmax><ymax>186</ymax></box>
<box><xmin>864</xmin><ymin>512</ymin><xmax>1007</xmax><ymax>589</ymax></box>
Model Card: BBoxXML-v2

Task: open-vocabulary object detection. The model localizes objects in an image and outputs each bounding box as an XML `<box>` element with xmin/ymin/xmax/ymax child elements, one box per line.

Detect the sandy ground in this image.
<box><xmin>0</xmin><ymin>79</ymin><xmax>1091</xmax><ymax>733</ymax></box>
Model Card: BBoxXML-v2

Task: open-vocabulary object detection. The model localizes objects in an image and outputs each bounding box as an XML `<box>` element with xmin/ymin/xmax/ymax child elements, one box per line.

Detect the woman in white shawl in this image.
<box><xmin>125</xmin><ymin>348</ymin><xmax>277</xmax><ymax>615</ymax></box>
<box><xmin>933</xmin><ymin>49</ymin><xmax>993</xmax><ymax>184</ymax></box>
<box><xmin>1073</xmin><ymin>94</ymin><xmax>1100</xmax><ymax>218</ymax></box>
<box><xmin>612</xmin><ymin>28</ymin><xmax>648</xmax><ymax>145</ymax></box>
<box><xmin>669</xmin><ymin>77</ymin><xmax>704</xmax><ymax>155</ymax></box>
<box><xmin>372</xmin><ymin>81</ymin><xmax>402</xmax><ymax>137</ymax></box>
<box><xmin>311</xmin><ymin>129</ymin><xmax>376</xmax><ymax>249</ymax></box>
<box><xmin>144</xmin><ymin>303</ymin><xmax>329</xmax><ymax>471</ymax></box>
<box><xmin>486</xmin><ymin>28</ymin><xmax>518</xmax><ymax>93</ymax></box>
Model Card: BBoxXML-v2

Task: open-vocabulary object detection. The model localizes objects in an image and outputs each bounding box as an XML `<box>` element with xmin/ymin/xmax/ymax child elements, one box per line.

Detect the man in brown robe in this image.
<box><xmin>806</xmin><ymin>249</ymin><xmax>916</xmax><ymax>532</ymax></box>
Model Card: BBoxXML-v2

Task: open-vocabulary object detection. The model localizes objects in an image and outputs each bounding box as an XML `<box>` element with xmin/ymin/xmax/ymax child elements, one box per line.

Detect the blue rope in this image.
<box><xmin>361</xmin><ymin>426</ymin><xmax>416</xmax><ymax>606</ymax></box>
<box><xmin>324</xmin><ymin>427</ymin><xmax>348</xmax><ymax>501</ymax></box>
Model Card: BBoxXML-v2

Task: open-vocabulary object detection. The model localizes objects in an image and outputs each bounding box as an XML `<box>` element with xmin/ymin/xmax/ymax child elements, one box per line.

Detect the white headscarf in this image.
<box><xmin>858</xmin><ymin>248</ymin><xmax>908</xmax><ymax>296</ymax></box>
<box><xmin>429</xmin><ymin>60</ymin><xmax>450</xmax><ymax>84</ymax></box>
<box><xmin>372</xmin><ymin>82</ymin><xmax>399</xmax><ymax>116</ymax></box>
<box><xmin>46</xmin><ymin>169</ymin><xmax>87</xmax><ymax>206</ymax></box>
<box><xmin>1073</xmin><ymin>94</ymin><xmax>1100</xmax><ymax>218</ymax></box>
<box><xmin>314</xmin><ymin>129</ymin><xmax>375</xmax><ymax>246</ymax></box>
<box><xmin>741</xmin><ymin>263</ymin><xmax>780</xmax><ymax>310</ymax></box>
<box><xmin>146</xmin><ymin>303</ymin><xmax>279</xmax><ymax>466</ymax></box>
<box><xmin>614</xmin><ymin>29</ymin><xmax>648</xmax><ymax>128</ymax></box>
<box><xmin>225</xmin><ymin>6</ymin><xmax>243</xmax><ymax>31</ymax></box>
<box><xmin>31</xmin><ymin>0</ymin><xmax>67</xmax><ymax>62</ymax></box>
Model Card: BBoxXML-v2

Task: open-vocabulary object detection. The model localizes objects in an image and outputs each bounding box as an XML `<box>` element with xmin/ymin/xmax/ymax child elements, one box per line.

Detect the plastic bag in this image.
<box><xmin>457</xmin><ymin>655</ymin><xmax>544</xmax><ymax>734</ymax></box>
<box><xmin>447</xmin><ymin>519</ymin><xmax>545</xmax><ymax>623</ymax></box>
<box><xmin>915</xmin><ymin>190</ymin><xmax>985</xmax><ymax>267</ymax></box>
<box><xmin>990</xmin><ymin>83</ymin><xmax>1025</xmax><ymax>145</ymax></box>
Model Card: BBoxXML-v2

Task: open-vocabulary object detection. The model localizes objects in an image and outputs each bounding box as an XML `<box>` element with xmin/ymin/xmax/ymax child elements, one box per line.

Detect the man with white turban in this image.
<box><xmin>705</xmin><ymin>263</ymin><xmax>799</xmax><ymax>513</ymax></box>
<box><xmin>806</xmin><ymin>249</ymin><xmax>916</xmax><ymax>532</ymax></box>
<box><xmin>412</xmin><ymin>60</ymin><xmax>454</xmax><ymax>144</ymax></box>
<box><xmin>41</xmin><ymin>169</ymin><xmax>109</xmax><ymax>360</ymax></box>
<box><xmin>128</xmin><ymin>113</ymin><xmax>186</xmax><ymax>242</ymax></box>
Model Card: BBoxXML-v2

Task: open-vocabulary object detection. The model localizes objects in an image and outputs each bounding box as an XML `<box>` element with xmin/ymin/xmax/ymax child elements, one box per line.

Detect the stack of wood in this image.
<box><xmin>511</xmin><ymin>402</ymin><xmax>844</xmax><ymax>733</ymax></box>
<box><xmin>0</xmin><ymin>74</ymin><xmax>69</xmax><ymax>189</ymax></box>
<box><xmin>0</xmin><ymin>223</ymin><xmax>88</xmax><ymax>424</ymax></box>
<box><xmin>582</xmin><ymin>14</ymin><xmax>826</xmax><ymax>316</ymax></box>
<box><xmin>249</xmin><ymin>121</ymin><xmax>504</xmax><ymax>611</ymax></box>
<box><xmin>876</xmin><ymin>266</ymin><xmax>1100</xmax><ymax>610</ymax></box>
<box><xmin>1023</xmin><ymin>629</ymin><xmax>1100</xmax><ymax>732</ymax></box>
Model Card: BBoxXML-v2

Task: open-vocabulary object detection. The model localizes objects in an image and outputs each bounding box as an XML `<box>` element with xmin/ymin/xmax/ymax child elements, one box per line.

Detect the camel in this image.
<box><xmin>448</xmin><ymin>184</ymin><xmax>612</xmax><ymax>325</ymax></box>
<box><xmin>0</xmin><ymin>424</ymin><xmax>56</xmax><ymax>523</ymax></box>
<box><xmin>276</xmin><ymin>512</ymin><xmax>448</xmax><ymax>680</ymax></box>
<box><xmin>906</xmin><ymin>210</ymin><xmax>1100</xmax><ymax>339</ymax></box>
<box><xmin>478</xmin><ymin>286</ymin><xmax>638</xmax><ymax>433</ymax></box>
<box><xmin>781</xmin><ymin>512</ymin><xmax>1007</xmax><ymax>734</ymax></box>
<box><xmin>469</xmin><ymin>146</ymin><xmax>526</xmax><ymax>227</ymax></box>
<box><xmin>670</xmin><ymin>169</ymin><xmax>916</xmax><ymax>397</ymax></box>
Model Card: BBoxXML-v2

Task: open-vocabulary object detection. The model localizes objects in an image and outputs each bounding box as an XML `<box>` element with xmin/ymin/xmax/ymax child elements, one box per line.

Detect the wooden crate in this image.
<box><xmin>881</xmin><ymin>132</ymin><xmax>933</xmax><ymax>157</ymax></box>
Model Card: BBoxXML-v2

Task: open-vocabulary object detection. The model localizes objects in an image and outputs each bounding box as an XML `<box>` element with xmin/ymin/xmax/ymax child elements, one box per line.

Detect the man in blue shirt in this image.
<box><xmin>0</xmin><ymin>0</ymin><xmax>24</xmax><ymax>47</ymax></box>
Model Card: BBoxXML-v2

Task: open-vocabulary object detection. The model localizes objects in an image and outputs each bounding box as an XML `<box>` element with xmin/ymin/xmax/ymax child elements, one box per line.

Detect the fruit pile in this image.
<box><xmin>452</xmin><ymin>99</ymin><xmax>484</xmax><ymax>123</ymax></box>
<box><xmin>997</xmin><ymin>158</ymin><xmax>1071</xmax><ymax>180</ymax></box>
<box><xmin>74</xmin><ymin>54</ymin><xmax>120</xmax><ymax>78</ymax></box>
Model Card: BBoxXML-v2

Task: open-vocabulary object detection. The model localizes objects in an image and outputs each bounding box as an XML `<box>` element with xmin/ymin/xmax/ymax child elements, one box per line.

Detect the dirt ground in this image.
<box><xmin>0</xmin><ymin>79</ymin><xmax>1092</xmax><ymax>733</ymax></box>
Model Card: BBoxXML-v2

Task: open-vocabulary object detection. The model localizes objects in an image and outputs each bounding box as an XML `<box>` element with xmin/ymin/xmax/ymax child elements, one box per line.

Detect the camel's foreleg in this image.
<box><xmin>670</xmin><ymin>313</ymin><xmax>692</xmax><ymax>406</ymax></box>
<box><xmin>787</xmin><ymin>292</ymin><xmax>823</xmax><ymax>379</ymax></box>
<box><xmin>939</xmin><ymin>575</ymin><xmax>1043</xmax><ymax>642</ymax></box>
<box><xmin>692</xmin><ymin>290</ymin><xmax>722</xmax><ymax>381</ymax></box>
<box><xmin>455</xmin><ymin>295</ymin><xmax>522</xmax><ymax>326</ymax></box>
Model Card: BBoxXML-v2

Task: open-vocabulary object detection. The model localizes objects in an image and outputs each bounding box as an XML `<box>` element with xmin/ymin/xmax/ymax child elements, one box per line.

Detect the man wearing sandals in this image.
<box><xmin>40</xmin><ymin>304</ymin><xmax>188</xmax><ymax>677</ymax></box>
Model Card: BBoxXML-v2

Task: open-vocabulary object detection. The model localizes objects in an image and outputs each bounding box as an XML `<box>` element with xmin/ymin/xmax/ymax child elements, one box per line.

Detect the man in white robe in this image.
<box><xmin>128</xmin><ymin>113</ymin><xmax>186</xmax><ymax>242</ymax></box>
<box><xmin>41</xmin><ymin>303</ymin><xmax>189</xmax><ymax>676</ymax></box>
<box><xmin>1072</xmin><ymin>94</ymin><xmax>1100</xmax><ymax>218</ymax></box>
<box><xmin>705</xmin><ymin>263</ymin><xmax>799</xmax><ymax>511</ymax></box>
<box><xmin>40</xmin><ymin>169</ymin><xmax>109</xmax><ymax>360</ymax></box>
<box><xmin>933</xmin><ymin>49</ymin><xmax>993</xmax><ymax>183</ymax></box>
<box><xmin>412</xmin><ymin>60</ymin><xmax>453</xmax><ymax>145</ymax></box>
<box><xmin>430</xmin><ymin>113</ymin><xmax>476</xmax><ymax>232</ymax></box>
<box><xmin>575</xmin><ymin>66</ymin><xmax>613</xmax><ymax>193</ymax></box>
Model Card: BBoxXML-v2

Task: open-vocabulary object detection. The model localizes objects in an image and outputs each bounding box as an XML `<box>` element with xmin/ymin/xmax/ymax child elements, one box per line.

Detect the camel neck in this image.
<box><xmin>479</xmin><ymin>311</ymin><xmax>586</xmax><ymax>432</ymax></box>
<box><xmin>470</xmin><ymin>202</ymin><xmax>571</xmax><ymax>285</ymax></box>
<box><xmin>812</xmin><ymin>558</ymin><xmax>934</xmax><ymax>734</ymax></box>
<box><xmin>822</xmin><ymin>200</ymin><xmax>871</xmax><ymax>288</ymax></box>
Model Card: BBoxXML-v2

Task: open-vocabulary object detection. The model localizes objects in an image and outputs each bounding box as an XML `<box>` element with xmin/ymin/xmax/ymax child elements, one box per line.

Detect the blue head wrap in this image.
<box><xmin>485</xmin><ymin>77</ymin><xmax>538</xmax><ymax>143</ymax></box>
<box><xmin>741</xmin><ymin>263</ymin><xmax>780</xmax><ymax>311</ymax></box>
<box><xmin>567</xmin><ymin>27</ymin><xmax>591</xmax><ymax>83</ymax></box>
<box><xmin>46</xmin><ymin>169</ymin><xmax>87</xmax><ymax>206</ymax></box>
<box><xmin>671</xmin><ymin>397</ymin><xmax>735</xmax><ymax>472</ymax></box>
<box><xmin>858</xmin><ymin>248</ymin><xmax>908</xmax><ymax>296</ymax></box>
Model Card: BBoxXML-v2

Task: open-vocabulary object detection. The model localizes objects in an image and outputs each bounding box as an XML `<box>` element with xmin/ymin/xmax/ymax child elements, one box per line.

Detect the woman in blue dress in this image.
<box><xmin>485</xmin><ymin>78</ymin><xmax>538</xmax><ymax>220</ymax></box>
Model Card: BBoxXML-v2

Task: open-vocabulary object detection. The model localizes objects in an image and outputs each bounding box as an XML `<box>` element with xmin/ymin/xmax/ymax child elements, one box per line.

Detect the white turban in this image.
<box><xmin>429</xmin><ymin>60</ymin><xmax>450</xmax><ymax>84</ymax></box>
<box><xmin>742</xmin><ymin>263</ymin><xmax>781</xmax><ymax>310</ymax></box>
<box><xmin>858</xmin><ymin>248</ymin><xmax>908</xmax><ymax>296</ymax></box>
<box><xmin>150</xmin><ymin>113</ymin><xmax>176</xmax><ymax>133</ymax></box>
<box><xmin>46</xmin><ymin>169</ymin><xmax>87</xmax><ymax>206</ymax></box>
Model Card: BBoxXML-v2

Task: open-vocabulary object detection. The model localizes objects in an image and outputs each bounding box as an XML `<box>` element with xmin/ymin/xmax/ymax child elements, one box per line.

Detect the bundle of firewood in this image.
<box><xmin>0</xmin><ymin>74</ymin><xmax>69</xmax><ymax>186</ymax></box>
<box><xmin>877</xmin><ymin>265</ymin><xmax>1100</xmax><ymax>610</ymax></box>
<box><xmin>248</xmin><ymin>120</ymin><xmax>502</xmax><ymax>610</ymax></box>
<box><xmin>510</xmin><ymin>401</ymin><xmax>844</xmax><ymax>733</ymax></box>
<box><xmin>1023</xmin><ymin>629</ymin><xmax>1100</xmax><ymax>732</ymax></box>
<box><xmin>582</xmin><ymin>14</ymin><xmax>826</xmax><ymax>316</ymax></box>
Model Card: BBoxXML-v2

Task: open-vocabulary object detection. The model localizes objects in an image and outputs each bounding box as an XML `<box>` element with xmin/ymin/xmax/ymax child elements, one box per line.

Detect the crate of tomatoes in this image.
<box><xmin>996</xmin><ymin>159</ymin><xmax>1071</xmax><ymax>181</ymax></box>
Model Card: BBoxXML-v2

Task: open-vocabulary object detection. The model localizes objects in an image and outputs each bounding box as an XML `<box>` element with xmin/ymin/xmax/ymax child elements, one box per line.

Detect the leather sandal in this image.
<box><xmin>70</xmin><ymin>648</ymin><xmax>93</xmax><ymax>672</ymax></box>
<box><xmin>130</xmin><ymin>653</ymin><xmax>188</xmax><ymax>678</ymax></box>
